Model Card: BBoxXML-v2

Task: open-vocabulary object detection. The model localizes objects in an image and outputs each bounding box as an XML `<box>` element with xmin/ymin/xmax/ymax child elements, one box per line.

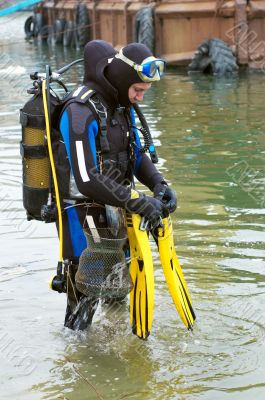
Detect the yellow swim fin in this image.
<box><xmin>126</xmin><ymin>212</ymin><xmax>154</xmax><ymax>339</ymax></box>
<box><xmin>156</xmin><ymin>216</ymin><xmax>196</xmax><ymax>330</ymax></box>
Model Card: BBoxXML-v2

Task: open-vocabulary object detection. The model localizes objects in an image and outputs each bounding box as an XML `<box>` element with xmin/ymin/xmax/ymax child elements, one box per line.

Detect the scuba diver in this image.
<box><xmin>57</xmin><ymin>40</ymin><xmax>177</xmax><ymax>330</ymax></box>
<box><xmin>21</xmin><ymin>39</ymin><xmax>195</xmax><ymax>338</ymax></box>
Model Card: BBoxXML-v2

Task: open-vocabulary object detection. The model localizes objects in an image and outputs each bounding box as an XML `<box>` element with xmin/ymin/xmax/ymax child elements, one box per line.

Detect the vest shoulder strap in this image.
<box><xmin>61</xmin><ymin>86</ymin><xmax>110</xmax><ymax>154</ymax></box>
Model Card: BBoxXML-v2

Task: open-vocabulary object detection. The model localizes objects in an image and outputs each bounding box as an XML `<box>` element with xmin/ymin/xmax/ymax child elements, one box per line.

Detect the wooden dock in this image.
<box><xmin>34</xmin><ymin>0</ymin><xmax>265</xmax><ymax>69</ymax></box>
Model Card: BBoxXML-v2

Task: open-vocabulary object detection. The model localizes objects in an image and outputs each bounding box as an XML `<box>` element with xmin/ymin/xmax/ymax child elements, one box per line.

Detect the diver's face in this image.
<box><xmin>128</xmin><ymin>82</ymin><xmax>152</xmax><ymax>103</ymax></box>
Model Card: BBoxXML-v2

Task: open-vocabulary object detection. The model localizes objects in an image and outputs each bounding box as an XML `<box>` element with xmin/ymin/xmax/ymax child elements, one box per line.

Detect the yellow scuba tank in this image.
<box><xmin>20</xmin><ymin>61</ymin><xmax>82</xmax><ymax>222</ymax></box>
<box><xmin>20</xmin><ymin>89</ymin><xmax>57</xmax><ymax>221</ymax></box>
<box><xmin>20</xmin><ymin>61</ymin><xmax>83</xmax><ymax>293</ymax></box>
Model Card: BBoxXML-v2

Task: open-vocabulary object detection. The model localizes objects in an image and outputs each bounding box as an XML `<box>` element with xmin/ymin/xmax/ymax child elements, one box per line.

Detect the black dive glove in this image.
<box><xmin>153</xmin><ymin>183</ymin><xmax>177</xmax><ymax>214</ymax></box>
<box><xmin>126</xmin><ymin>194</ymin><xmax>165</xmax><ymax>227</ymax></box>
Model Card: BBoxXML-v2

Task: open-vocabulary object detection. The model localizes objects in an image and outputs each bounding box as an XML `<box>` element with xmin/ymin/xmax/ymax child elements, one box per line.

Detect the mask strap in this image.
<box><xmin>115</xmin><ymin>49</ymin><xmax>142</xmax><ymax>72</ymax></box>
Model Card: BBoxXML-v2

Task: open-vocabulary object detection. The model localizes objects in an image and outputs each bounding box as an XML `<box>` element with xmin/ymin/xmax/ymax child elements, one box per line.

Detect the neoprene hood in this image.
<box><xmin>105</xmin><ymin>43</ymin><xmax>153</xmax><ymax>106</ymax></box>
<box><xmin>83</xmin><ymin>40</ymin><xmax>153</xmax><ymax>107</ymax></box>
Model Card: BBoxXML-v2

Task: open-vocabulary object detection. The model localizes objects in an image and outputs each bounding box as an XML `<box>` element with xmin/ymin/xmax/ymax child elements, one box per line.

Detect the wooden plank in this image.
<box><xmin>98</xmin><ymin>12</ymin><xmax>113</xmax><ymax>42</ymax></box>
<box><xmin>161</xmin><ymin>51</ymin><xmax>194</xmax><ymax>65</ymax></box>
<box><xmin>97</xmin><ymin>3</ymin><xmax>115</xmax><ymax>11</ymax></box>
<box><xmin>220</xmin><ymin>17</ymin><xmax>235</xmax><ymax>44</ymax></box>
<box><xmin>249</xmin><ymin>1</ymin><xmax>265</xmax><ymax>18</ymax></box>
<box><xmin>157</xmin><ymin>12</ymin><xmax>236</xmax><ymax>55</ymax></box>
<box><xmin>123</xmin><ymin>2</ymin><xmax>131</xmax><ymax>43</ymax></box>
<box><xmin>43</xmin><ymin>1</ymin><xmax>55</xmax><ymax>8</ymax></box>
<box><xmin>248</xmin><ymin>17</ymin><xmax>265</xmax><ymax>68</ymax></box>
<box><xmin>113</xmin><ymin>12</ymin><xmax>126</xmax><ymax>46</ymax></box>
<box><xmin>154</xmin><ymin>14</ymin><xmax>162</xmax><ymax>55</ymax></box>
<box><xmin>159</xmin><ymin>0</ymin><xmax>216</xmax><ymax>2</ymax></box>
<box><xmin>233</xmin><ymin>0</ymin><xmax>248</xmax><ymax>64</ymax></box>
<box><xmin>127</xmin><ymin>2</ymin><xmax>149</xmax><ymax>12</ymax></box>
<box><xmin>160</xmin><ymin>0</ymin><xmax>215</xmax><ymax>2</ymax></box>
<box><xmin>55</xmin><ymin>0</ymin><xmax>78</xmax><ymax>9</ymax></box>
<box><xmin>160</xmin><ymin>17</ymin><xmax>192</xmax><ymax>53</ymax></box>
<box><xmin>191</xmin><ymin>16</ymin><xmax>219</xmax><ymax>47</ymax></box>
<box><xmin>91</xmin><ymin>1</ymin><xmax>99</xmax><ymax>39</ymax></box>
<box><xmin>156</xmin><ymin>2</ymin><xmax>217</xmax><ymax>16</ymax></box>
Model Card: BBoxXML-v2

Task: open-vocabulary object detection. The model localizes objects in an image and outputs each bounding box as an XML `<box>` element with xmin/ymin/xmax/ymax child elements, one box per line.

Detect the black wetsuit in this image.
<box><xmin>57</xmin><ymin>40</ymin><xmax>166</xmax><ymax>327</ymax></box>
<box><xmin>58</xmin><ymin>41</ymin><xmax>164</xmax><ymax>262</ymax></box>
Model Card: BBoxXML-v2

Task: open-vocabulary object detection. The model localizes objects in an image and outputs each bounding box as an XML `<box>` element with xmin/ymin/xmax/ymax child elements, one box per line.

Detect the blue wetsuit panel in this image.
<box><xmin>66</xmin><ymin>206</ymin><xmax>87</xmax><ymax>257</ymax></box>
<box><xmin>87</xmin><ymin>119</ymin><xmax>98</xmax><ymax>169</ymax></box>
<box><xmin>60</xmin><ymin>111</ymin><xmax>99</xmax><ymax>257</ymax></box>
<box><xmin>60</xmin><ymin>111</ymin><xmax>72</xmax><ymax>169</ymax></box>
<box><xmin>130</xmin><ymin>108</ymin><xmax>142</xmax><ymax>172</ymax></box>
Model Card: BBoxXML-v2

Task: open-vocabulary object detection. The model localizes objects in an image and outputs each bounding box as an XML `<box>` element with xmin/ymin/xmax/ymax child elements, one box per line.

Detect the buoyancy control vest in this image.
<box><xmin>58</xmin><ymin>86</ymin><xmax>137</xmax><ymax>196</ymax></box>
<box><xmin>20</xmin><ymin>61</ymin><xmax>158</xmax><ymax>223</ymax></box>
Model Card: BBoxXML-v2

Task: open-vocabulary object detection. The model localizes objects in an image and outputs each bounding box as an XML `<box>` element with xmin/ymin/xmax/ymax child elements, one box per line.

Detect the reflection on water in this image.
<box><xmin>1</xmin><ymin>13</ymin><xmax>265</xmax><ymax>400</ymax></box>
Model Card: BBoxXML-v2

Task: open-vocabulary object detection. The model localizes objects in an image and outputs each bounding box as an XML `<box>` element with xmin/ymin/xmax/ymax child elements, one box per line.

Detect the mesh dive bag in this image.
<box><xmin>75</xmin><ymin>228</ymin><xmax>132</xmax><ymax>299</ymax></box>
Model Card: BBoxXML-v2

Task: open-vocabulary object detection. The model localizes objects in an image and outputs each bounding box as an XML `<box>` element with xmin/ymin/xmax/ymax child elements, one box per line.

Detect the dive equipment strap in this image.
<box><xmin>61</xmin><ymin>86</ymin><xmax>110</xmax><ymax>154</ymax></box>
<box><xmin>88</xmin><ymin>95</ymin><xmax>110</xmax><ymax>154</ymax></box>
<box><xmin>20</xmin><ymin>109</ymin><xmax>46</xmax><ymax>129</ymax></box>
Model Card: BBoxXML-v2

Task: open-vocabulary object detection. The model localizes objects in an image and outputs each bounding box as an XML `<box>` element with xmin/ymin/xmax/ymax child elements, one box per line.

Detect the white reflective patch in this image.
<box><xmin>72</xmin><ymin>86</ymin><xmax>84</xmax><ymax>97</ymax></box>
<box><xmin>86</xmin><ymin>216</ymin><xmax>101</xmax><ymax>243</ymax></box>
<box><xmin>81</xmin><ymin>89</ymin><xmax>93</xmax><ymax>100</ymax></box>
<box><xmin>75</xmin><ymin>141</ymin><xmax>90</xmax><ymax>182</ymax></box>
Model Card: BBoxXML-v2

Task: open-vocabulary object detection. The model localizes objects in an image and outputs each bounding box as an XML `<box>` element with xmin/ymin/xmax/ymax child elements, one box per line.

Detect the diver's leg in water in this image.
<box><xmin>64</xmin><ymin>259</ymin><xmax>99</xmax><ymax>330</ymax></box>
<box><xmin>64</xmin><ymin>260</ymin><xmax>80</xmax><ymax>324</ymax></box>
<box><xmin>65</xmin><ymin>295</ymin><xmax>99</xmax><ymax>330</ymax></box>
<box><xmin>59</xmin><ymin>205</ymin><xmax>107</xmax><ymax>330</ymax></box>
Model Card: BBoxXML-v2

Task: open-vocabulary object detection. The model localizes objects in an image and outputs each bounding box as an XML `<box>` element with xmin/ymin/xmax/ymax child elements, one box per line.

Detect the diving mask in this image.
<box><xmin>114</xmin><ymin>49</ymin><xmax>165</xmax><ymax>82</ymax></box>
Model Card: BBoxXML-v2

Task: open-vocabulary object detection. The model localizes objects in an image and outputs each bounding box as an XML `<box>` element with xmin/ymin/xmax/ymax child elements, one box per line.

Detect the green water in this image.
<box><xmin>0</xmin><ymin>13</ymin><xmax>265</xmax><ymax>400</ymax></box>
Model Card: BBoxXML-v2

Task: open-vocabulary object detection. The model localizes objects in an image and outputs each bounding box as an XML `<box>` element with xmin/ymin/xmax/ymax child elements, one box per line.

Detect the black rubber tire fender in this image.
<box><xmin>72</xmin><ymin>23</ymin><xmax>80</xmax><ymax>50</ymax></box>
<box><xmin>76</xmin><ymin>3</ymin><xmax>90</xmax><ymax>46</ymax></box>
<box><xmin>34</xmin><ymin>13</ymin><xmax>44</xmax><ymax>37</ymax></box>
<box><xmin>24</xmin><ymin>15</ymin><xmax>35</xmax><ymax>39</ymax></box>
<box><xmin>188</xmin><ymin>38</ymin><xmax>239</xmax><ymax>75</ymax></box>
<box><xmin>47</xmin><ymin>25</ymin><xmax>55</xmax><ymax>46</ymax></box>
<box><xmin>135</xmin><ymin>6</ymin><xmax>155</xmax><ymax>53</ymax></box>
<box><xmin>209</xmin><ymin>39</ymin><xmax>238</xmax><ymax>75</ymax></box>
<box><xmin>39</xmin><ymin>25</ymin><xmax>49</xmax><ymax>41</ymax></box>
<box><xmin>63</xmin><ymin>20</ymin><xmax>74</xmax><ymax>47</ymax></box>
<box><xmin>53</xmin><ymin>19</ymin><xmax>66</xmax><ymax>44</ymax></box>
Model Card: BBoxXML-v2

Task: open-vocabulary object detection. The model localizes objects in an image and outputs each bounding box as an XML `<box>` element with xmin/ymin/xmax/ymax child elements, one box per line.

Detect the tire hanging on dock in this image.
<box><xmin>188</xmin><ymin>38</ymin><xmax>239</xmax><ymax>76</ymax></box>
<box><xmin>135</xmin><ymin>6</ymin><xmax>155</xmax><ymax>53</ymax></box>
<box><xmin>24</xmin><ymin>15</ymin><xmax>35</xmax><ymax>40</ymax></box>
<box><xmin>76</xmin><ymin>4</ymin><xmax>90</xmax><ymax>47</ymax></box>
<box><xmin>46</xmin><ymin>25</ymin><xmax>54</xmax><ymax>45</ymax></box>
<box><xmin>25</xmin><ymin>13</ymin><xmax>44</xmax><ymax>40</ymax></box>
<box><xmin>63</xmin><ymin>20</ymin><xmax>75</xmax><ymax>47</ymax></box>
<box><xmin>39</xmin><ymin>25</ymin><xmax>49</xmax><ymax>41</ymax></box>
<box><xmin>52</xmin><ymin>19</ymin><xmax>66</xmax><ymax>44</ymax></box>
<box><xmin>34</xmin><ymin>13</ymin><xmax>44</xmax><ymax>37</ymax></box>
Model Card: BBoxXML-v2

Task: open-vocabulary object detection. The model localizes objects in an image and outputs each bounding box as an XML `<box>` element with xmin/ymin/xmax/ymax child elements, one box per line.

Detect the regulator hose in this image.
<box><xmin>42</xmin><ymin>76</ymin><xmax>63</xmax><ymax>264</ymax></box>
<box><xmin>133</xmin><ymin>103</ymin><xmax>158</xmax><ymax>164</ymax></box>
